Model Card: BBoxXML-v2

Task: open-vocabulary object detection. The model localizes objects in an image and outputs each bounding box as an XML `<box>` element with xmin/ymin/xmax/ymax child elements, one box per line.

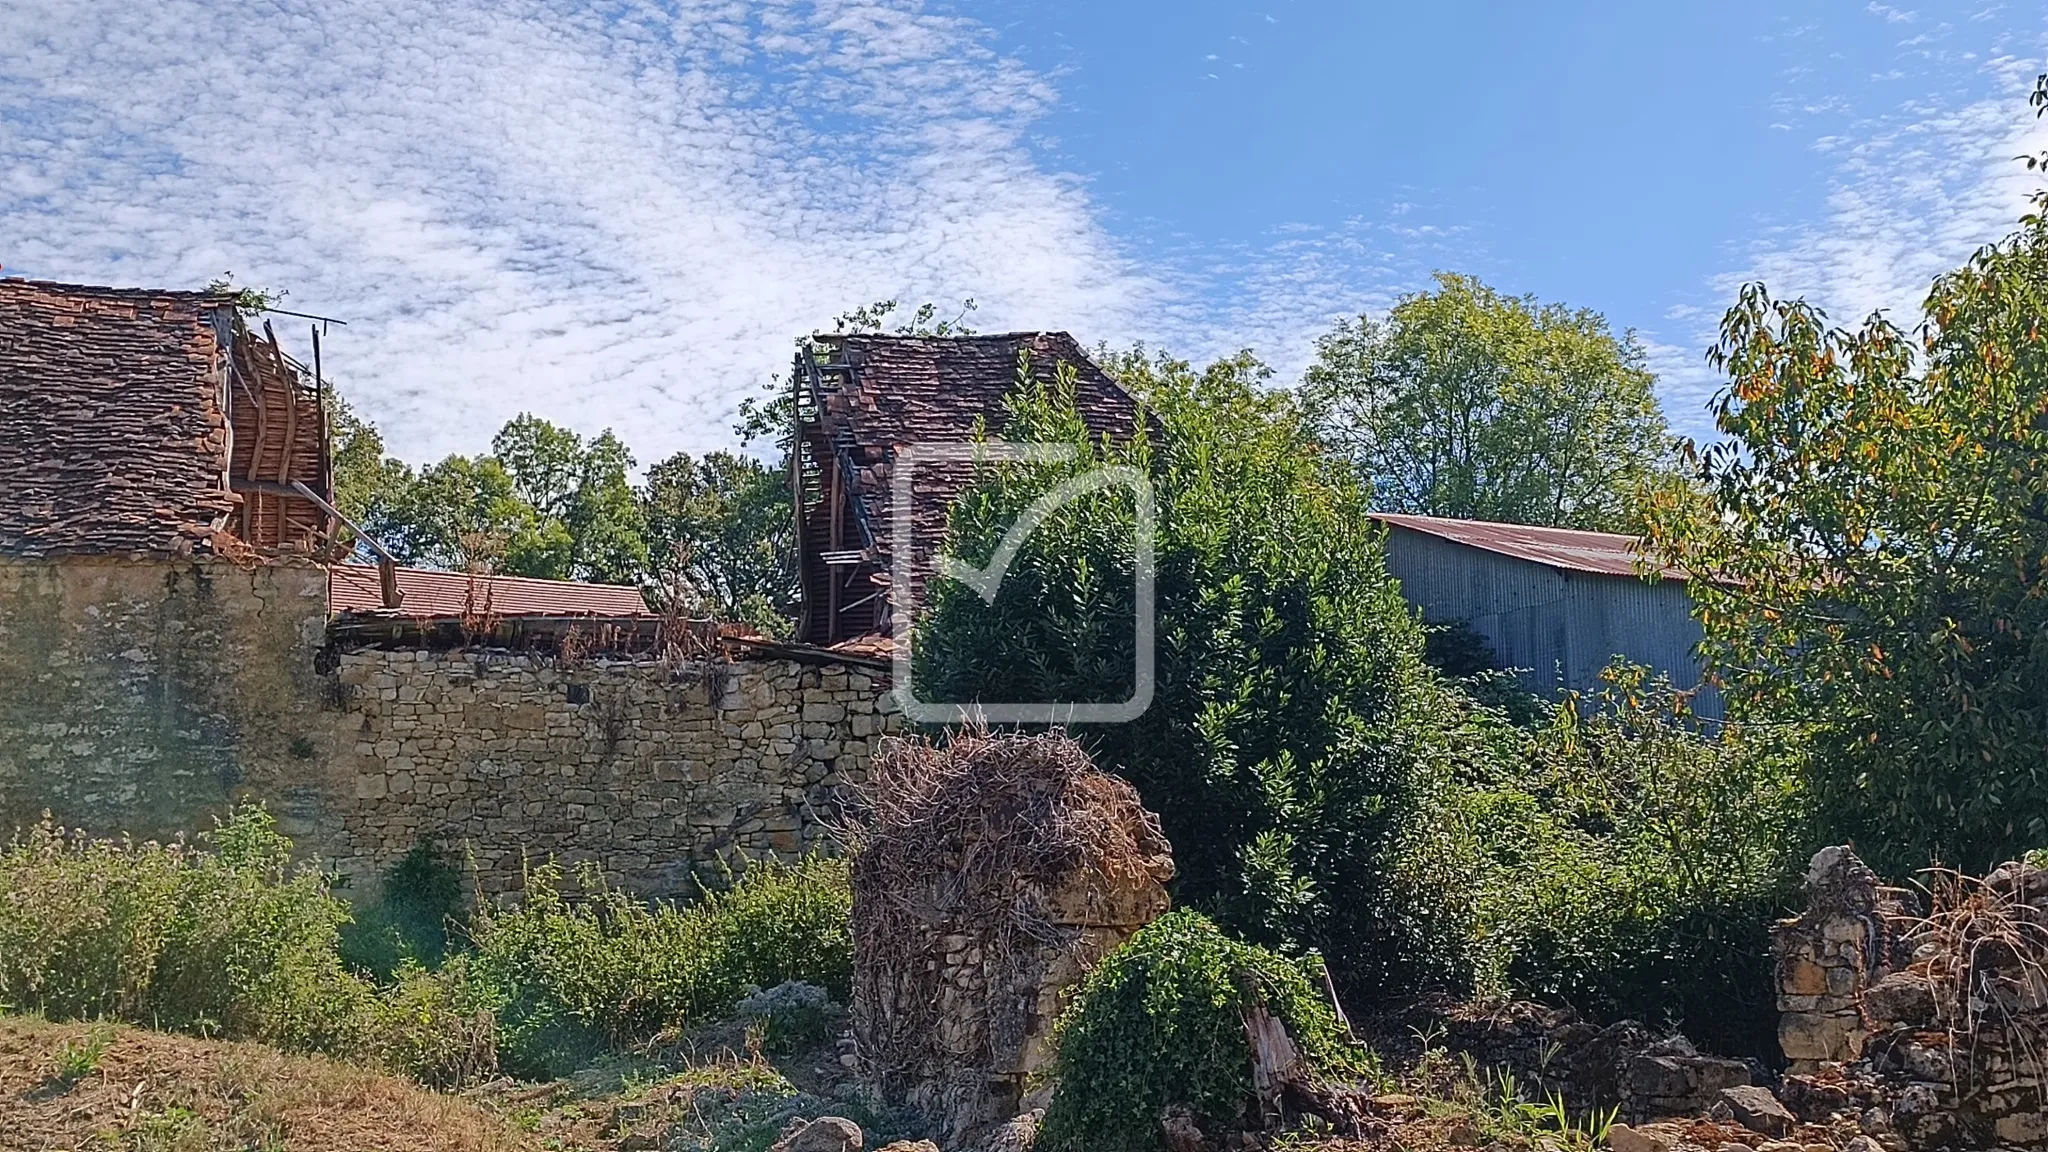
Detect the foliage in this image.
<box><xmin>339</xmin><ymin>839</ymin><xmax>468</xmax><ymax>982</ymax></box>
<box><xmin>1037</xmin><ymin>910</ymin><xmax>1376</xmax><ymax>1152</ymax></box>
<box><xmin>1301</xmin><ymin>272</ymin><xmax>1677</xmax><ymax>532</ymax></box>
<box><xmin>1449</xmin><ymin>665</ymin><xmax>1800</xmax><ymax>1055</ymax></box>
<box><xmin>1642</xmin><ymin>148</ymin><xmax>2048</xmax><ymax>875</ymax></box>
<box><xmin>465</xmin><ymin>856</ymin><xmax>853</xmax><ymax>1079</ymax></box>
<box><xmin>642</xmin><ymin>450</ymin><xmax>797</xmax><ymax>635</ymax></box>
<box><xmin>0</xmin><ymin>804</ymin><xmax>374</xmax><ymax>1055</ymax></box>
<box><xmin>918</xmin><ymin>346</ymin><xmax>1492</xmax><ymax>999</ymax></box>
<box><xmin>50</xmin><ymin>1022</ymin><xmax>115</xmax><ymax>1083</ymax></box>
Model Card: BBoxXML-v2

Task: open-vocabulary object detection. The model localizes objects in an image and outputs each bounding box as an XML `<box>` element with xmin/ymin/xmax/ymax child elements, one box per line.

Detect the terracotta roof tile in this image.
<box><xmin>0</xmin><ymin>279</ymin><xmax>236</xmax><ymax>556</ymax></box>
<box><xmin>329</xmin><ymin>564</ymin><xmax>651</xmax><ymax>617</ymax></box>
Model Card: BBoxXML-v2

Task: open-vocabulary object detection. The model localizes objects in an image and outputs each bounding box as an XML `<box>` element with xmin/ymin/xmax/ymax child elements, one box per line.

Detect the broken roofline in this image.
<box><xmin>0</xmin><ymin>278</ymin><xmax>334</xmax><ymax>560</ymax></box>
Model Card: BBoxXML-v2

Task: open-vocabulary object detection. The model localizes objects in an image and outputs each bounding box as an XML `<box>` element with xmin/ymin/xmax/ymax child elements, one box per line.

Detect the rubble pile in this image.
<box><xmin>1774</xmin><ymin>847</ymin><xmax>2048</xmax><ymax>1150</ymax></box>
<box><xmin>848</xmin><ymin>730</ymin><xmax>1174</xmax><ymax>1149</ymax></box>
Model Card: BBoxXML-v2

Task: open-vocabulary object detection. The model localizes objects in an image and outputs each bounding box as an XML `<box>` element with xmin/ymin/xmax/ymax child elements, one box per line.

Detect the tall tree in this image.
<box><xmin>918</xmin><ymin>347</ymin><xmax>1483</xmax><ymax>997</ymax></box>
<box><xmin>1302</xmin><ymin>273</ymin><xmax>1676</xmax><ymax>531</ymax></box>
<box><xmin>1645</xmin><ymin>76</ymin><xmax>2048</xmax><ymax>873</ymax></box>
<box><xmin>641</xmin><ymin>450</ymin><xmax>796</xmax><ymax>634</ymax></box>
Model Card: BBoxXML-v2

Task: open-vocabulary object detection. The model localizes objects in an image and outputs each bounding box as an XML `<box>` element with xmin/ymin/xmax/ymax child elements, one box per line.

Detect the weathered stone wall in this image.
<box><xmin>0</xmin><ymin>555</ymin><xmax>901</xmax><ymax>898</ymax></box>
<box><xmin>0</xmin><ymin>556</ymin><xmax>331</xmax><ymax>844</ymax></box>
<box><xmin>1775</xmin><ymin>846</ymin><xmax>2048</xmax><ymax>1151</ymax></box>
<box><xmin>314</xmin><ymin>650</ymin><xmax>901</xmax><ymax>894</ymax></box>
<box><xmin>851</xmin><ymin>732</ymin><xmax>1175</xmax><ymax>1148</ymax></box>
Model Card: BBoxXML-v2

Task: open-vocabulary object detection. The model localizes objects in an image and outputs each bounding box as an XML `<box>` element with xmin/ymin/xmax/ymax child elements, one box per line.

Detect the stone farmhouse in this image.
<box><xmin>0</xmin><ymin>278</ymin><xmax>1143</xmax><ymax>899</ymax></box>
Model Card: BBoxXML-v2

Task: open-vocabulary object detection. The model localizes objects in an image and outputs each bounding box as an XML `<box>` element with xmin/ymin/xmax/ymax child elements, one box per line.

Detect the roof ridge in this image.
<box><xmin>0</xmin><ymin>276</ymin><xmax>223</xmax><ymax>301</ymax></box>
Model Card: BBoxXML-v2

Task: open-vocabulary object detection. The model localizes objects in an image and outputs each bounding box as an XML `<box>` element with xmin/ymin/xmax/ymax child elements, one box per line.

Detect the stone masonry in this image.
<box><xmin>323</xmin><ymin>649</ymin><xmax>902</xmax><ymax>895</ymax></box>
<box><xmin>1</xmin><ymin>554</ymin><xmax>904</xmax><ymax>900</ymax></box>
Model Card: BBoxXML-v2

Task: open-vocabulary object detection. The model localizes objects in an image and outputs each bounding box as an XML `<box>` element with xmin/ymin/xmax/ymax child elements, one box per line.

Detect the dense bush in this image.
<box><xmin>0</xmin><ymin>804</ymin><xmax>375</xmax><ymax>1053</ymax></box>
<box><xmin>918</xmin><ymin>350</ymin><xmax>1482</xmax><ymax>1000</ymax></box>
<box><xmin>1446</xmin><ymin>666</ymin><xmax>1801</xmax><ymax>1055</ymax></box>
<box><xmin>340</xmin><ymin>838</ymin><xmax>469</xmax><ymax>981</ymax></box>
<box><xmin>467</xmin><ymin>855</ymin><xmax>853</xmax><ymax>1078</ymax></box>
<box><xmin>1037</xmin><ymin>910</ymin><xmax>1376</xmax><ymax>1152</ymax></box>
<box><xmin>1</xmin><ymin>806</ymin><xmax>856</xmax><ymax>1085</ymax></box>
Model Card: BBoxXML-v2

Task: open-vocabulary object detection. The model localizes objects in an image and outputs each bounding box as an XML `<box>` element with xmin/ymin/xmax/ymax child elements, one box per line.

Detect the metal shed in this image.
<box><xmin>1374</xmin><ymin>513</ymin><xmax>1718</xmax><ymax>718</ymax></box>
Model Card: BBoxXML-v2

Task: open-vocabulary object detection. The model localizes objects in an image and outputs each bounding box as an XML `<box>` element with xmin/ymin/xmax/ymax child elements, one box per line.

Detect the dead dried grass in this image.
<box><xmin>1901</xmin><ymin>863</ymin><xmax>2048</xmax><ymax>1089</ymax></box>
<box><xmin>847</xmin><ymin>728</ymin><xmax>1170</xmax><ymax>1092</ymax></box>
<box><xmin>0</xmin><ymin>1014</ymin><xmax>538</xmax><ymax>1152</ymax></box>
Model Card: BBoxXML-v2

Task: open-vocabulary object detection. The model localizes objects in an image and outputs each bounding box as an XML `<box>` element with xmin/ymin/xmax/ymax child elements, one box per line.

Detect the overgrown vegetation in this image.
<box><xmin>0</xmin><ymin>806</ymin><xmax>854</xmax><ymax>1087</ymax></box>
<box><xmin>1037</xmin><ymin>910</ymin><xmax>1376</xmax><ymax>1152</ymax></box>
<box><xmin>469</xmin><ymin>856</ymin><xmax>853</xmax><ymax>1079</ymax></box>
<box><xmin>915</xmin><ymin>347</ymin><xmax>1797</xmax><ymax>1051</ymax></box>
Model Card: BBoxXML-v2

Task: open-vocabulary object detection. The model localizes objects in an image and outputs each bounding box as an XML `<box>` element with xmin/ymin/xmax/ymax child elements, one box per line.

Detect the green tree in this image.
<box><xmin>918</xmin><ymin>347</ymin><xmax>1482</xmax><ymax>997</ymax></box>
<box><xmin>1302</xmin><ymin>272</ymin><xmax>1676</xmax><ymax>531</ymax></box>
<box><xmin>329</xmin><ymin>394</ymin><xmax>416</xmax><ymax>556</ymax></box>
<box><xmin>1645</xmin><ymin>94</ymin><xmax>2048</xmax><ymax>873</ymax></box>
<box><xmin>641</xmin><ymin>450</ymin><xmax>797</xmax><ymax>634</ymax></box>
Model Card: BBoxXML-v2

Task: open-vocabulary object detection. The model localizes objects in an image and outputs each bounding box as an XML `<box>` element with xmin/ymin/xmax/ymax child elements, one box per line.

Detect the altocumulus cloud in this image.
<box><xmin>0</xmin><ymin>0</ymin><xmax>1175</xmax><ymax>461</ymax></box>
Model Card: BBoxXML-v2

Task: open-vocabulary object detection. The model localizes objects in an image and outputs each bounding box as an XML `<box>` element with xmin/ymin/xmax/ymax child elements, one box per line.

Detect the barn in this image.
<box><xmin>1373</xmin><ymin>513</ymin><xmax>1717</xmax><ymax>718</ymax></box>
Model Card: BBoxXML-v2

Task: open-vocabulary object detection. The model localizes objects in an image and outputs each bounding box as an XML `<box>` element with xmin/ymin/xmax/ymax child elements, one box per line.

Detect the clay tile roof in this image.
<box><xmin>822</xmin><ymin>331</ymin><xmax>1146</xmax><ymax>568</ymax></box>
<box><xmin>1371</xmin><ymin>512</ymin><xmax>1688</xmax><ymax>581</ymax></box>
<box><xmin>328</xmin><ymin>564</ymin><xmax>652</xmax><ymax>617</ymax></box>
<box><xmin>0</xmin><ymin>279</ymin><xmax>237</xmax><ymax>557</ymax></box>
<box><xmin>823</xmin><ymin>331</ymin><xmax>1143</xmax><ymax>453</ymax></box>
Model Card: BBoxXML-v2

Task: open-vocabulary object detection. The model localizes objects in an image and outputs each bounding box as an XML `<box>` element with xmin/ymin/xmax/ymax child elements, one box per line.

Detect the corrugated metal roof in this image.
<box><xmin>329</xmin><ymin>564</ymin><xmax>651</xmax><ymax>617</ymax></box>
<box><xmin>1371</xmin><ymin>513</ymin><xmax>1687</xmax><ymax>581</ymax></box>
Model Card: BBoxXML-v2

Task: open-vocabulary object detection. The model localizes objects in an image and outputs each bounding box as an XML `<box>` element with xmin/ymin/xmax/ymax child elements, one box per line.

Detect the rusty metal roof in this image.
<box><xmin>329</xmin><ymin>564</ymin><xmax>652</xmax><ymax>617</ymax></box>
<box><xmin>1371</xmin><ymin>513</ymin><xmax>1687</xmax><ymax>581</ymax></box>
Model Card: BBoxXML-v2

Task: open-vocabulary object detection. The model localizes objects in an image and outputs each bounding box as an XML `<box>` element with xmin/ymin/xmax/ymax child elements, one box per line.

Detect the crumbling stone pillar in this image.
<box><xmin>1772</xmin><ymin>845</ymin><xmax>1912</xmax><ymax>1072</ymax></box>
<box><xmin>850</xmin><ymin>731</ymin><xmax>1174</xmax><ymax>1148</ymax></box>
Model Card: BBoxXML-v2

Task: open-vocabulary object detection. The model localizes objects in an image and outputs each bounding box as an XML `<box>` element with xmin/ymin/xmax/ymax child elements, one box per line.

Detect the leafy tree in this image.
<box><xmin>918</xmin><ymin>347</ymin><xmax>1481</xmax><ymax>997</ymax></box>
<box><xmin>1644</xmin><ymin>84</ymin><xmax>2048</xmax><ymax>874</ymax></box>
<box><xmin>642</xmin><ymin>450</ymin><xmax>797</xmax><ymax>634</ymax></box>
<box><xmin>328</xmin><ymin>394</ymin><xmax>416</xmax><ymax>556</ymax></box>
<box><xmin>1302</xmin><ymin>273</ymin><xmax>1676</xmax><ymax>531</ymax></box>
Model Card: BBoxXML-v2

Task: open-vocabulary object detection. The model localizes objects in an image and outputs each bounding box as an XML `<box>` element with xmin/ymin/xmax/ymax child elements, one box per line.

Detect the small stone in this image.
<box><xmin>770</xmin><ymin>1116</ymin><xmax>863</xmax><ymax>1152</ymax></box>
<box><xmin>874</xmin><ymin>1143</ymin><xmax>939</xmax><ymax>1152</ymax></box>
<box><xmin>1720</xmin><ymin>1085</ymin><xmax>1796</xmax><ymax>1138</ymax></box>
<box><xmin>1607</xmin><ymin>1124</ymin><xmax>1676</xmax><ymax>1152</ymax></box>
<box><xmin>1841</xmin><ymin>1137</ymin><xmax>1884</xmax><ymax>1152</ymax></box>
<box><xmin>980</xmin><ymin>1109</ymin><xmax>1041</xmax><ymax>1152</ymax></box>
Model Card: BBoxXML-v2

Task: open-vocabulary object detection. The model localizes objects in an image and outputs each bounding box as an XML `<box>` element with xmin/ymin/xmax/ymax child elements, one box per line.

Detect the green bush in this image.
<box><xmin>1037</xmin><ymin>910</ymin><xmax>1376</xmax><ymax>1152</ymax></box>
<box><xmin>340</xmin><ymin>838</ymin><xmax>468</xmax><ymax>981</ymax></box>
<box><xmin>0</xmin><ymin>804</ymin><xmax>374</xmax><ymax>1053</ymax></box>
<box><xmin>467</xmin><ymin>855</ymin><xmax>853</xmax><ymax>1078</ymax></box>
<box><xmin>1446</xmin><ymin>666</ymin><xmax>1800</xmax><ymax>1056</ymax></box>
<box><xmin>918</xmin><ymin>350</ymin><xmax>1495</xmax><ymax>1002</ymax></box>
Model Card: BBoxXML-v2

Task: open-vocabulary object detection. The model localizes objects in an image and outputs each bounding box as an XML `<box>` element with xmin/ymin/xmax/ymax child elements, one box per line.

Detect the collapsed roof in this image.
<box><xmin>793</xmin><ymin>331</ymin><xmax>1147</xmax><ymax>645</ymax></box>
<box><xmin>0</xmin><ymin>279</ymin><xmax>331</xmax><ymax>558</ymax></box>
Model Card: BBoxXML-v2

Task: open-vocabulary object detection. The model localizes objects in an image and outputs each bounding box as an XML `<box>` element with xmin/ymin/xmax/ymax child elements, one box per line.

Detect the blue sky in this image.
<box><xmin>2</xmin><ymin>1</ymin><xmax>2045</xmax><ymax>462</ymax></box>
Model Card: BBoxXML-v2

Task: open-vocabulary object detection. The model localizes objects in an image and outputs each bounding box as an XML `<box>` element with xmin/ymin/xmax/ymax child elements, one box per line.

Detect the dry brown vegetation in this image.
<box><xmin>0</xmin><ymin>1015</ymin><xmax>539</xmax><ymax>1152</ymax></box>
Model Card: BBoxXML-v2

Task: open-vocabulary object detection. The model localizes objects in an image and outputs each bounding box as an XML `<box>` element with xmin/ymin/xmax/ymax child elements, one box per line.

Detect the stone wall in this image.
<box><xmin>0</xmin><ymin>555</ymin><xmax>902</xmax><ymax>899</ymax></box>
<box><xmin>315</xmin><ymin>649</ymin><xmax>901</xmax><ymax>894</ymax></box>
<box><xmin>0</xmin><ymin>556</ymin><xmax>330</xmax><ymax>845</ymax></box>
<box><xmin>1774</xmin><ymin>846</ymin><xmax>2048</xmax><ymax>1151</ymax></box>
<box><xmin>851</xmin><ymin>732</ymin><xmax>1175</xmax><ymax>1149</ymax></box>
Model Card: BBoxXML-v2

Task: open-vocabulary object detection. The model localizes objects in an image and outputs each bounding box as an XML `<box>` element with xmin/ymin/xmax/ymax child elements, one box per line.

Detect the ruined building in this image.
<box><xmin>1</xmin><ymin>283</ymin><xmax>1156</xmax><ymax>900</ymax></box>
<box><xmin>0</xmin><ymin>279</ymin><xmax>900</xmax><ymax>895</ymax></box>
<box><xmin>791</xmin><ymin>332</ymin><xmax>1146</xmax><ymax>645</ymax></box>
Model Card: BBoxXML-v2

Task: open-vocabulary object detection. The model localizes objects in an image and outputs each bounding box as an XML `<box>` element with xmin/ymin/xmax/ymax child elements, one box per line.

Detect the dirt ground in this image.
<box><xmin>0</xmin><ymin>1015</ymin><xmax>539</xmax><ymax>1152</ymax></box>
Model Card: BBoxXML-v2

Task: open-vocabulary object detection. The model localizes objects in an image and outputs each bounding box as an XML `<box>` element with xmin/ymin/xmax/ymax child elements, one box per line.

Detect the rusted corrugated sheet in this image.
<box><xmin>1381</xmin><ymin>524</ymin><xmax>1718</xmax><ymax>717</ymax></box>
<box><xmin>329</xmin><ymin>564</ymin><xmax>651</xmax><ymax>617</ymax></box>
<box><xmin>1371</xmin><ymin>512</ymin><xmax>1685</xmax><ymax>581</ymax></box>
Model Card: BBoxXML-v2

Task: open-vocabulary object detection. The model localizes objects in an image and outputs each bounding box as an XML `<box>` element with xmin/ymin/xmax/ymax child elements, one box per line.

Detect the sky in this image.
<box><xmin>2</xmin><ymin>1</ymin><xmax>2046</xmax><ymax>465</ymax></box>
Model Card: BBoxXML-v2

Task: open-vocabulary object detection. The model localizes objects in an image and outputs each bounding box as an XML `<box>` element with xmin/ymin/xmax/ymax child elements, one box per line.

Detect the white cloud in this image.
<box><xmin>1652</xmin><ymin>27</ymin><xmax>2048</xmax><ymax>441</ymax></box>
<box><xmin>0</xmin><ymin>0</ymin><xmax>1174</xmax><ymax>464</ymax></box>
